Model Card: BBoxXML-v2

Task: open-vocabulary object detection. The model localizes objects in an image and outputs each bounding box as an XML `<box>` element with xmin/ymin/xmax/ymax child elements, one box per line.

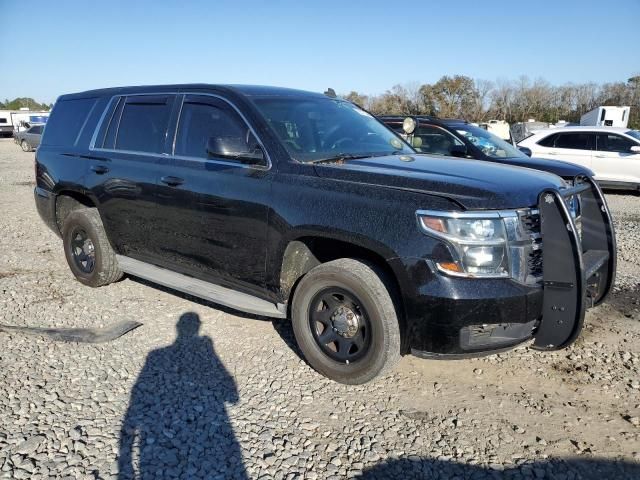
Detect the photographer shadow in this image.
<box><xmin>117</xmin><ymin>312</ymin><xmax>247</xmax><ymax>479</ymax></box>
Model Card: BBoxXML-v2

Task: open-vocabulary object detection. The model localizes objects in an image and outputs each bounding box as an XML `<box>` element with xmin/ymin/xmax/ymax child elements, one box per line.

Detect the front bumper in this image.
<box><xmin>401</xmin><ymin>177</ymin><xmax>616</xmax><ymax>357</ymax></box>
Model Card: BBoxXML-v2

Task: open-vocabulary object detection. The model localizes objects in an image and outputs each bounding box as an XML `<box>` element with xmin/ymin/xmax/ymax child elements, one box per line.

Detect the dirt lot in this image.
<box><xmin>0</xmin><ymin>137</ymin><xmax>638</xmax><ymax>479</ymax></box>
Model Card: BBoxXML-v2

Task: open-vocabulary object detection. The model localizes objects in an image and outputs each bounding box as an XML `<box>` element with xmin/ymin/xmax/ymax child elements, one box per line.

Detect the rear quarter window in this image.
<box><xmin>41</xmin><ymin>97</ymin><xmax>98</xmax><ymax>147</ymax></box>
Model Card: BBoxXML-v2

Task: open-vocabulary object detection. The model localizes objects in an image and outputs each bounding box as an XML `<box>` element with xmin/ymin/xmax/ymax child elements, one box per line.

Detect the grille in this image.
<box><xmin>520</xmin><ymin>210</ymin><xmax>543</xmax><ymax>281</ymax></box>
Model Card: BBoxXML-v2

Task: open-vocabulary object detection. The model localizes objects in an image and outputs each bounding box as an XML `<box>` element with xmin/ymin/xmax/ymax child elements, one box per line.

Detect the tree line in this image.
<box><xmin>343</xmin><ymin>75</ymin><xmax>640</xmax><ymax>129</ymax></box>
<box><xmin>0</xmin><ymin>98</ymin><xmax>52</xmax><ymax>111</ymax></box>
<box><xmin>3</xmin><ymin>77</ymin><xmax>639</xmax><ymax>129</ymax></box>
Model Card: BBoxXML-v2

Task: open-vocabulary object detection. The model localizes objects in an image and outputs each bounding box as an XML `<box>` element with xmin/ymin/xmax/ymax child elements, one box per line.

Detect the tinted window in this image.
<box><xmin>555</xmin><ymin>133</ymin><xmax>593</xmax><ymax>150</ymax></box>
<box><xmin>0</xmin><ymin>118</ymin><xmax>7</xmax><ymax>124</ymax></box>
<box><xmin>596</xmin><ymin>133</ymin><xmax>636</xmax><ymax>153</ymax></box>
<box><xmin>41</xmin><ymin>97</ymin><xmax>98</xmax><ymax>146</ymax></box>
<box><xmin>29</xmin><ymin>125</ymin><xmax>43</xmax><ymax>134</ymax></box>
<box><xmin>115</xmin><ymin>96</ymin><xmax>173</xmax><ymax>153</ymax></box>
<box><xmin>99</xmin><ymin>97</ymin><xmax>125</xmax><ymax>149</ymax></box>
<box><xmin>174</xmin><ymin>98</ymin><xmax>259</xmax><ymax>162</ymax></box>
<box><xmin>253</xmin><ymin>98</ymin><xmax>413</xmax><ymax>162</ymax></box>
<box><xmin>414</xmin><ymin>125</ymin><xmax>464</xmax><ymax>155</ymax></box>
<box><xmin>383</xmin><ymin>122</ymin><xmax>404</xmax><ymax>134</ymax></box>
<box><xmin>537</xmin><ymin>133</ymin><xmax>558</xmax><ymax>147</ymax></box>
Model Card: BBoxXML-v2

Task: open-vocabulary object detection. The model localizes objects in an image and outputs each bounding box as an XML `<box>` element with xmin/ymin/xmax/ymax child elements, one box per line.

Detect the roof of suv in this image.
<box><xmin>379</xmin><ymin>115</ymin><xmax>470</xmax><ymax>126</ymax></box>
<box><xmin>531</xmin><ymin>126</ymin><xmax>635</xmax><ymax>135</ymax></box>
<box><xmin>59</xmin><ymin>84</ymin><xmax>328</xmax><ymax>101</ymax></box>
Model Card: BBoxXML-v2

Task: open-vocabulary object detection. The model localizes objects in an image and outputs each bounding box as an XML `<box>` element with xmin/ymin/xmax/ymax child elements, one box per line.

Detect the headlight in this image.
<box><xmin>417</xmin><ymin>211</ymin><xmax>510</xmax><ymax>277</ymax></box>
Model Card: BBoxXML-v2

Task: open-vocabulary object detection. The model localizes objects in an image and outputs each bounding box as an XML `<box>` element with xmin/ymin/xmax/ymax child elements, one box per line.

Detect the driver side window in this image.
<box><xmin>414</xmin><ymin>125</ymin><xmax>463</xmax><ymax>155</ymax></box>
<box><xmin>174</xmin><ymin>96</ymin><xmax>263</xmax><ymax>165</ymax></box>
<box><xmin>596</xmin><ymin>133</ymin><xmax>636</xmax><ymax>154</ymax></box>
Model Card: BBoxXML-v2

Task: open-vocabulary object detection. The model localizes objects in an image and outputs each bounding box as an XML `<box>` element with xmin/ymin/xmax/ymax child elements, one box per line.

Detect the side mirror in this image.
<box><xmin>207</xmin><ymin>136</ymin><xmax>264</xmax><ymax>164</ymax></box>
<box><xmin>449</xmin><ymin>144</ymin><xmax>467</xmax><ymax>158</ymax></box>
<box><xmin>630</xmin><ymin>145</ymin><xmax>640</xmax><ymax>153</ymax></box>
<box><xmin>518</xmin><ymin>146</ymin><xmax>532</xmax><ymax>157</ymax></box>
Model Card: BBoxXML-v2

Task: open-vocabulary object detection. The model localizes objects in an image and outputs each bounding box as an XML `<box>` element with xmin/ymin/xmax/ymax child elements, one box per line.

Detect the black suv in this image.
<box><xmin>379</xmin><ymin>115</ymin><xmax>594</xmax><ymax>181</ymax></box>
<box><xmin>35</xmin><ymin>85</ymin><xmax>616</xmax><ymax>384</ymax></box>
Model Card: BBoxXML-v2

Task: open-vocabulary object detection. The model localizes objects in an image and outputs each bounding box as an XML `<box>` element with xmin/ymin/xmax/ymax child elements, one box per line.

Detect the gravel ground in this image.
<box><xmin>0</xmin><ymin>137</ymin><xmax>638</xmax><ymax>480</ymax></box>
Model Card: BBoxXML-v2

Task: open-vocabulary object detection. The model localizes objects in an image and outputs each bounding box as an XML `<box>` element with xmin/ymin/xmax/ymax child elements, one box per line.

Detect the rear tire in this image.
<box><xmin>21</xmin><ymin>140</ymin><xmax>31</xmax><ymax>152</ymax></box>
<box><xmin>62</xmin><ymin>208</ymin><xmax>123</xmax><ymax>287</ymax></box>
<box><xmin>291</xmin><ymin>258</ymin><xmax>401</xmax><ymax>384</ymax></box>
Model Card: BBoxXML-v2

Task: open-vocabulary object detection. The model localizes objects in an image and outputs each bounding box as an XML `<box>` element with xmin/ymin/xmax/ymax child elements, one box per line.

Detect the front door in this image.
<box><xmin>593</xmin><ymin>132</ymin><xmax>640</xmax><ymax>185</ymax></box>
<box><xmin>153</xmin><ymin>93</ymin><xmax>272</xmax><ymax>296</ymax></box>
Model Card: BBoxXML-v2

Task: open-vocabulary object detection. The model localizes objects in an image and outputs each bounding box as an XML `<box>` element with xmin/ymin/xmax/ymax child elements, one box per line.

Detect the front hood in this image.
<box><xmin>314</xmin><ymin>154</ymin><xmax>566</xmax><ymax>210</ymax></box>
<box><xmin>486</xmin><ymin>156</ymin><xmax>594</xmax><ymax>179</ymax></box>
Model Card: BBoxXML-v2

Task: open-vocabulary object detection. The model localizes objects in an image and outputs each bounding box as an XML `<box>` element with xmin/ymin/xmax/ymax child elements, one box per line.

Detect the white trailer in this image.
<box><xmin>478</xmin><ymin>119</ymin><xmax>512</xmax><ymax>142</ymax></box>
<box><xmin>580</xmin><ymin>106</ymin><xmax>630</xmax><ymax>128</ymax></box>
<box><xmin>0</xmin><ymin>111</ymin><xmax>13</xmax><ymax>137</ymax></box>
<box><xmin>0</xmin><ymin>109</ymin><xmax>51</xmax><ymax>137</ymax></box>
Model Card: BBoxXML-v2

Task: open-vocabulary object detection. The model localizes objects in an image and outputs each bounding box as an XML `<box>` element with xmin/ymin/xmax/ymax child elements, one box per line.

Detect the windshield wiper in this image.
<box><xmin>311</xmin><ymin>153</ymin><xmax>372</xmax><ymax>164</ymax></box>
<box><xmin>312</xmin><ymin>151</ymin><xmax>408</xmax><ymax>164</ymax></box>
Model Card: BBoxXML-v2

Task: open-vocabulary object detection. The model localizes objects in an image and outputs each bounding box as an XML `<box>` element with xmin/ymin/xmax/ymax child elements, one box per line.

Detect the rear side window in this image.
<box><xmin>30</xmin><ymin>125</ymin><xmax>43</xmax><ymax>134</ymax></box>
<box><xmin>554</xmin><ymin>133</ymin><xmax>594</xmax><ymax>150</ymax></box>
<box><xmin>0</xmin><ymin>118</ymin><xmax>7</xmax><ymax>124</ymax></box>
<box><xmin>114</xmin><ymin>95</ymin><xmax>173</xmax><ymax>154</ymax></box>
<box><xmin>41</xmin><ymin>97</ymin><xmax>98</xmax><ymax>146</ymax></box>
<box><xmin>537</xmin><ymin>133</ymin><xmax>558</xmax><ymax>147</ymax></box>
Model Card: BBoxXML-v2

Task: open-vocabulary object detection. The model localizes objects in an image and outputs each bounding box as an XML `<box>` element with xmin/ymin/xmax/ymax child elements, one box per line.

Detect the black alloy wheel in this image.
<box><xmin>61</xmin><ymin>208</ymin><xmax>123</xmax><ymax>287</ymax></box>
<box><xmin>308</xmin><ymin>287</ymin><xmax>371</xmax><ymax>364</ymax></box>
<box><xmin>69</xmin><ymin>227</ymin><xmax>96</xmax><ymax>273</ymax></box>
<box><xmin>291</xmin><ymin>258</ymin><xmax>401</xmax><ymax>384</ymax></box>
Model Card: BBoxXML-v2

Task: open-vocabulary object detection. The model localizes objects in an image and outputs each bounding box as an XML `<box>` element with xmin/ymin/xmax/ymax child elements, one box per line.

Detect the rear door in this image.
<box><xmin>153</xmin><ymin>93</ymin><xmax>272</xmax><ymax>295</ymax></box>
<box><xmin>593</xmin><ymin>132</ymin><xmax>640</xmax><ymax>185</ymax></box>
<box><xmin>541</xmin><ymin>132</ymin><xmax>594</xmax><ymax>169</ymax></box>
<box><xmin>87</xmin><ymin>94</ymin><xmax>176</xmax><ymax>260</ymax></box>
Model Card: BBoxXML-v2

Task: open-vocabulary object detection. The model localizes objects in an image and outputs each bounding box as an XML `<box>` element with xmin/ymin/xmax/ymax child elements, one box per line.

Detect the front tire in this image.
<box><xmin>62</xmin><ymin>208</ymin><xmax>123</xmax><ymax>287</ymax></box>
<box><xmin>291</xmin><ymin>258</ymin><xmax>401</xmax><ymax>384</ymax></box>
<box><xmin>21</xmin><ymin>140</ymin><xmax>31</xmax><ymax>152</ymax></box>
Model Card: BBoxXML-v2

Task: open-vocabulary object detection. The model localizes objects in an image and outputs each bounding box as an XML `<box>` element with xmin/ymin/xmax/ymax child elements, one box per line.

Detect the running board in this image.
<box><xmin>116</xmin><ymin>255</ymin><xmax>286</xmax><ymax>319</ymax></box>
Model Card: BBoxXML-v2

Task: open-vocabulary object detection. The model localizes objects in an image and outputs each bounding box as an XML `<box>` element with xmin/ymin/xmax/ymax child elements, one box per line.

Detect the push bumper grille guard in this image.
<box><xmin>533</xmin><ymin>177</ymin><xmax>616</xmax><ymax>350</ymax></box>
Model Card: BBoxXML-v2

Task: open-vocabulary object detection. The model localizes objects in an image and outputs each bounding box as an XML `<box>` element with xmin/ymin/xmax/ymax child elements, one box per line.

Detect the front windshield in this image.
<box><xmin>626</xmin><ymin>130</ymin><xmax>640</xmax><ymax>142</ymax></box>
<box><xmin>455</xmin><ymin>124</ymin><xmax>524</xmax><ymax>159</ymax></box>
<box><xmin>252</xmin><ymin>97</ymin><xmax>413</xmax><ymax>162</ymax></box>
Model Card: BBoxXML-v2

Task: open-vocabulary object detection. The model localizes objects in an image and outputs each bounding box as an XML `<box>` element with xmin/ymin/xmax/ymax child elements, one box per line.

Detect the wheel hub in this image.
<box><xmin>84</xmin><ymin>239</ymin><xmax>95</xmax><ymax>255</ymax></box>
<box><xmin>331</xmin><ymin>306</ymin><xmax>359</xmax><ymax>338</ymax></box>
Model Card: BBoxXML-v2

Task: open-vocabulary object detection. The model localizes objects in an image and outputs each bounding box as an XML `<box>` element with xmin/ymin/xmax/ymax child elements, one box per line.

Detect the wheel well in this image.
<box><xmin>55</xmin><ymin>191</ymin><xmax>96</xmax><ymax>232</ymax></box>
<box><xmin>280</xmin><ymin>237</ymin><xmax>406</xmax><ymax>339</ymax></box>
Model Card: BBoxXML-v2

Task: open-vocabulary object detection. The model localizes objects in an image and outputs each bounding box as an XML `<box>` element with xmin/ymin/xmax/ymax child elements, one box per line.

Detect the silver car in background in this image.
<box><xmin>14</xmin><ymin>124</ymin><xmax>44</xmax><ymax>152</ymax></box>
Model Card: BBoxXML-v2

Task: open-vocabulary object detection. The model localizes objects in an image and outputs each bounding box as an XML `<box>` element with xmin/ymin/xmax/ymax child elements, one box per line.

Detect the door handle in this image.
<box><xmin>594</xmin><ymin>154</ymin><xmax>606</xmax><ymax>158</ymax></box>
<box><xmin>547</xmin><ymin>151</ymin><xmax>558</xmax><ymax>155</ymax></box>
<box><xmin>90</xmin><ymin>165</ymin><xmax>109</xmax><ymax>174</ymax></box>
<box><xmin>160</xmin><ymin>176</ymin><xmax>184</xmax><ymax>187</ymax></box>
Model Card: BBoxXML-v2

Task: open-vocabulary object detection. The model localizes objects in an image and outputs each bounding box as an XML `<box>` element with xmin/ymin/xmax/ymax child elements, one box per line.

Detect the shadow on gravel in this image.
<box><xmin>357</xmin><ymin>457</ymin><xmax>640</xmax><ymax>480</ymax></box>
<box><xmin>129</xmin><ymin>276</ymin><xmax>306</xmax><ymax>359</ymax></box>
<box><xmin>118</xmin><ymin>312</ymin><xmax>247</xmax><ymax>479</ymax></box>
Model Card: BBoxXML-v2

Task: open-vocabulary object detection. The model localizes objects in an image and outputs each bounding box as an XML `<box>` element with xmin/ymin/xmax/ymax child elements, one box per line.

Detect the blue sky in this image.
<box><xmin>1</xmin><ymin>0</ymin><xmax>638</xmax><ymax>104</ymax></box>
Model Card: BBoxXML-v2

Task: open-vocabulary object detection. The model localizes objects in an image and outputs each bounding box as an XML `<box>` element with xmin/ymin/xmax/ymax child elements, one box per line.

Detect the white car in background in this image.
<box><xmin>518</xmin><ymin>126</ymin><xmax>640</xmax><ymax>191</ymax></box>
